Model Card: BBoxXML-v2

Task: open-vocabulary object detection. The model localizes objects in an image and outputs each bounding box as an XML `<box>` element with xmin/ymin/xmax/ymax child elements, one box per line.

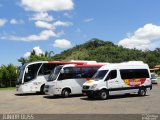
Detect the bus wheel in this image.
<box><xmin>40</xmin><ymin>85</ymin><xmax>45</xmax><ymax>94</ymax></box>
<box><xmin>61</xmin><ymin>89</ymin><xmax>70</xmax><ymax>98</ymax></box>
<box><xmin>99</xmin><ymin>90</ymin><xmax>108</xmax><ymax>100</ymax></box>
<box><xmin>138</xmin><ymin>88</ymin><xmax>146</xmax><ymax>96</ymax></box>
<box><xmin>87</xmin><ymin>95</ymin><xmax>94</xmax><ymax>99</ymax></box>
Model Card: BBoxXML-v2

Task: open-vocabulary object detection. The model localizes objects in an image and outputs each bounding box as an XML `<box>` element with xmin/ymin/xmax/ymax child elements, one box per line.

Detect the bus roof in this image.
<box><xmin>58</xmin><ymin>63</ymin><xmax>108</xmax><ymax>68</ymax></box>
<box><xmin>75</xmin><ymin>64</ymin><xmax>107</xmax><ymax>67</ymax></box>
<box><xmin>22</xmin><ymin>60</ymin><xmax>109</xmax><ymax>67</ymax></box>
<box><xmin>24</xmin><ymin>60</ymin><xmax>90</xmax><ymax>65</ymax></box>
<box><xmin>48</xmin><ymin>61</ymin><xmax>87</xmax><ymax>65</ymax></box>
<box><xmin>99</xmin><ymin>61</ymin><xmax>149</xmax><ymax>70</ymax></box>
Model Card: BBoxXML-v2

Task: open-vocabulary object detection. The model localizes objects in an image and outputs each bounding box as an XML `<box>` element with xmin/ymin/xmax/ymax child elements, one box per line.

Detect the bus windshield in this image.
<box><xmin>92</xmin><ymin>70</ymin><xmax>108</xmax><ymax>81</ymax></box>
<box><xmin>48</xmin><ymin>66</ymin><xmax>63</xmax><ymax>81</ymax></box>
<box><xmin>23</xmin><ymin>63</ymin><xmax>42</xmax><ymax>83</ymax></box>
<box><xmin>17</xmin><ymin>64</ymin><xmax>26</xmax><ymax>85</ymax></box>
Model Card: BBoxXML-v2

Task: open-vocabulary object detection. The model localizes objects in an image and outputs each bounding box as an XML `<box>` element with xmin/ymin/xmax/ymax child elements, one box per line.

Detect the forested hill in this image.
<box><xmin>53</xmin><ymin>38</ymin><xmax>160</xmax><ymax>68</ymax></box>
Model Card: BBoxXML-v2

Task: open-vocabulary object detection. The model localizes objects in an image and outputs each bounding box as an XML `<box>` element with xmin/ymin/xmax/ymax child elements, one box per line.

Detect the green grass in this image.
<box><xmin>0</xmin><ymin>87</ymin><xmax>16</xmax><ymax>90</ymax></box>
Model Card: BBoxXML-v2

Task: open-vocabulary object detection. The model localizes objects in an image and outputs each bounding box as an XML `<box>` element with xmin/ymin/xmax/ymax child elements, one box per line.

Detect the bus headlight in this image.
<box><xmin>90</xmin><ymin>84</ymin><xmax>97</xmax><ymax>90</ymax></box>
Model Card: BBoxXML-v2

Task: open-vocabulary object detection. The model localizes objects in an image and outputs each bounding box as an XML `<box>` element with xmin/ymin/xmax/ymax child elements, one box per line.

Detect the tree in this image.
<box><xmin>0</xmin><ymin>64</ymin><xmax>18</xmax><ymax>87</ymax></box>
<box><xmin>18</xmin><ymin>57</ymin><xmax>27</xmax><ymax>65</ymax></box>
<box><xmin>17</xmin><ymin>38</ymin><xmax>160</xmax><ymax>67</ymax></box>
<box><xmin>49</xmin><ymin>51</ymin><xmax>54</xmax><ymax>58</ymax></box>
<box><xmin>31</xmin><ymin>50</ymin><xmax>36</xmax><ymax>56</ymax></box>
<box><xmin>18</xmin><ymin>51</ymin><xmax>55</xmax><ymax>65</ymax></box>
<box><xmin>7</xmin><ymin>64</ymin><xmax>17</xmax><ymax>87</ymax></box>
<box><xmin>53</xmin><ymin>38</ymin><xmax>160</xmax><ymax>68</ymax></box>
<box><xmin>0</xmin><ymin>68</ymin><xmax>2</xmax><ymax>87</ymax></box>
<box><xmin>0</xmin><ymin>65</ymin><xmax>9</xmax><ymax>87</ymax></box>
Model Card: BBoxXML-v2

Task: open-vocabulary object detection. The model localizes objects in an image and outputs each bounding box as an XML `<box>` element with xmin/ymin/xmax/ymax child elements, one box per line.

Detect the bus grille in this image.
<box><xmin>83</xmin><ymin>85</ymin><xmax>90</xmax><ymax>90</ymax></box>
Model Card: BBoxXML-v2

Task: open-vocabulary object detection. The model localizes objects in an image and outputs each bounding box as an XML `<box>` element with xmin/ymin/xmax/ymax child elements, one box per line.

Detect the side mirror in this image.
<box><xmin>25</xmin><ymin>68</ymin><xmax>28</xmax><ymax>73</ymax></box>
<box><xmin>60</xmin><ymin>69</ymin><xmax>64</xmax><ymax>74</ymax></box>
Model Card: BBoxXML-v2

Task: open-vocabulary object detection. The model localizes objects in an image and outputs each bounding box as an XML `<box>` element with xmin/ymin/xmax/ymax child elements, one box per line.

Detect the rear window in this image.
<box><xmin>120</xmin><ymin>69</ymin><xmax>149</xmax><ymax>79</ymax></box>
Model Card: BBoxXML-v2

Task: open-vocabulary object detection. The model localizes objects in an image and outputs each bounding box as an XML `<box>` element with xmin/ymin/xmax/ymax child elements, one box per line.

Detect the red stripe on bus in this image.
<box><xmin>75</xmin><ymin>64</ymin><xmax>105</xmax><ymax>67</ymax></box>
<box><xmin>48</xmin><ymin>61</ymin><xmax>85</xmax><ymax>65</ymax></box>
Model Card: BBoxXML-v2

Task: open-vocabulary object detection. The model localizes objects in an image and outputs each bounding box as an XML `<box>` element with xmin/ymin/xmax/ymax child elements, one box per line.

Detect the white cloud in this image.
<box><xmin>0</xmin><ymin>18</ymin><xmax>7</xmax><ymax>26</ymax></box>
<box><xmin>30</xmin><ymin>12</ymin><xmax>54</xmax><ymax>22</ymax></box>
<box><xmin>35</xmin><ymin>21</ymin><xmax>55</xmax><ymax>30</ymax></box>
<box><xmin>84</xmin><ymin>18</ymin><xmax>94</xmax><ymax>23</ymax></box>
<box><xmin>76</xmin><ymin>28</ymin><xmax>81</xmax><ymax>33</ymax></box>
<box><xmin>10</xmin><ymin>19</ymin><xmax>17</xmax><ymax>24</ymax></box>
<box><xmin>53</xmin><ymin>21</ymin><xmax>73</xmax><ymax>27</ymax></box>
<box><xmin>35</xmin><ymin>20</ymin><xmax>72</xmax><ymax>30</ymax></box>
<box><xmin>24</xmin><ymin>46</ymin><xmax>44</xmax><ymax>58</ymax></box>
<box><xmin>118</xmin><ymin>23</ymin><xmax>160</xmax><ymax>50</ymax></box>
<box><xmin>0</xmin><ymin>30</ymin><xmax>57</xmax><ymax>42</ymax></box>
<box><xmin>10</xmin><ymin>19</ymin><xmax>24</xmax><ymax>24</ymax></box>
<box><xmin>24</xmin><ymin>52</ymin><xmax>31</xmax><ymax>58</ymax></box>
<box><xmin>56</xmin><ymin>30</ymin><xmax>65</xmax><ymax>37</ymax></box>
<box><xmin>32</xmin><ymin>46</ymin><xmax>44</xmax><ymax>55</ymax></box>
<box><xmin>21</xmin><ymin>0</ymin><xmax>74</xmax><ymax>12</ymax></box>
<box><xmin>64</xmin><ymin>12</ymin><xmax>73</xmax><ymax>18</ymax></box>
<box><xmin>53</xmin><ymin>39</ymin><xmax>72</xmax><ymax>48</ymax></box>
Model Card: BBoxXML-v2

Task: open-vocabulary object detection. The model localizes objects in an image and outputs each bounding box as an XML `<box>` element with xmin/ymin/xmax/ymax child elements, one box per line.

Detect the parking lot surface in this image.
<box><xmin>0</xmin><ymin>84</ymin><xmax>160</xmax><ymax>114</ymax></box>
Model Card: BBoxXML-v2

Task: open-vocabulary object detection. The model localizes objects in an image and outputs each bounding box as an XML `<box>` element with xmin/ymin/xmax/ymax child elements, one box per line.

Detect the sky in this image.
<box><xmin>0</xmin><ymin>0</ymin><xmax>160</xmax><ymax>66</ymax></box>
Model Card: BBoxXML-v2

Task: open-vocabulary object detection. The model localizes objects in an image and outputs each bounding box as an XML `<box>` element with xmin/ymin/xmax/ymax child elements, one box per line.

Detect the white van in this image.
<box><xmin>44</xmin><ymin>63</ymin><xmax>106</xmax><ymax>97</ymax></box>
<box><xmin>151</xmin><ymin>73</ymin><xmax>158</xmax><ymax>84</ymax></box>
<box><xmin>82</xmin><ymin>61</ymin><xmax>152</xmax><ymax>100</ymax></box>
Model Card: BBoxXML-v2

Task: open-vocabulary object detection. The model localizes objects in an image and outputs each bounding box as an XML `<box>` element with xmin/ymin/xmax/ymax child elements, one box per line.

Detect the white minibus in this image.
<box><xmin>44</xmin><ymin>63</ymin><xmax>107</xmax><ymax>97</ymax></box>
<box><xmin>82</xmin><ymin>61</ymin><xmax>152</xmax><ymax>100</ymax></box>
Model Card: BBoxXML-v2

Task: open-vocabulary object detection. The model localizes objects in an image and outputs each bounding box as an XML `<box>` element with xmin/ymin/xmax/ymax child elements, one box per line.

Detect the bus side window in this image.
<box><xmin>92</xmin><ymin>67</ymin><xmax>99</xmax><ymax>75</ymax></box>
<box><xmin>105</xmin><ymin>70</ymin><xmax>117</xmax><ymax>81</ymax></box>
<box><xmin>82</xmin><ymin>67</ymin><xmax>90</xmax><ymax>78</ymax></box>
<box><xmin>73</xmin><ymin>67</ymin><xmax>82</xmax><ymax>78</ymax></box>
<box><xmin>120</xmin><ymin>69</ymin><xmax>149</xmax><ymax>79</ymax></box>
<box><xmin>58</xmin><ymin>67</ymin><xmax>74</xmax><ymax>80</ymax></box>
<box><xmin>81</xmin><ymin>67</ymin><xmax>96</xmax><ymax>78</ymax></box>
<box><xmin>38</xmin><ymin>63</ymin><xmax>57</xmax><ymax>75</ymax></box>
<box><xmin>93</xmin><ymin>67</ymin><xmax>99</xmax><ymax>72</ymax></box>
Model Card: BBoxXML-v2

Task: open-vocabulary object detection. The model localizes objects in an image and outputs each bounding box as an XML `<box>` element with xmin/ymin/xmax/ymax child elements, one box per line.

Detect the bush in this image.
<box><xmin>0</xmin><ymin>64</ymin><xmax>18</xmax><ymax>88</ymax></box>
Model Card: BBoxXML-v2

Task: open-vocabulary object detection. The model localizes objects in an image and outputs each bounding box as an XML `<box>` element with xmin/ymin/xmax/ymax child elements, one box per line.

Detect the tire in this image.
<box><xmin>87</xmin><ymin>95</ymin><xmax>94</xmax><ymax>99</ymax></box>
<box><xmin>61</xmin><ymin>89</ymin><xmax>70</xmax><ymax>98</ymax></box>
<box><xmin>99</xmin><ymin>90</ymin><xmax>108</xmax><ymax>100</ymax></box>
<box><xmin>40</xmin><ymin>85</ymin><xmax>45</xmax><ymax>94</ymax></box>
<box><xmin>138</xmin><ymin>88</ymin><xmax>146</xmax><ymax>96</ymax></box>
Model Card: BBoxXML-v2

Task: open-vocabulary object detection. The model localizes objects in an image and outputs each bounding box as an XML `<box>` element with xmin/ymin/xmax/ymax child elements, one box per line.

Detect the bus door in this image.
<box><xmin>56</xmin><ymin>67</ymin><xmax>74</xmax><ymax>93</ymax></box>
<box><xmin>105</xmin><ymin>70</ymin><xmax>122</xmax><ymax>95</ymax></box>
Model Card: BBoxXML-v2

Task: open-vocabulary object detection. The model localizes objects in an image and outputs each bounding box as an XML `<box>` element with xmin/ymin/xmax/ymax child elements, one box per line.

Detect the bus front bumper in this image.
<box><xmin>82</xmin><ymin>90</ymin><xmax>100</xmax><ymax>97</ymax></box>
<box><xmin>16</xmin><ymin>85</ymin><xmax>24</xmax><ymax>94</ymax></box>
<box><xmin>44</xmin><ymin>85</ymin><xmax>55</xmax><ymax>96</ymax></box>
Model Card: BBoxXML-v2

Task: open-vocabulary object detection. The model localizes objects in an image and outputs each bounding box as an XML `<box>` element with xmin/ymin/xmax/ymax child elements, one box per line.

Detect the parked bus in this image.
<box><xmin>16</xmin><ymin>60</ymin><xmax>97</xmax><ymax>94</ymax></box>
<box><xmin>82</xmin><ymin>61</ymin><xmax>152</xmax><ymax>100</ymax></box>
<box><xmin>44</xmin><ymin>63</ymin><xmax>107</xmax><ymax>97</ymax></box>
